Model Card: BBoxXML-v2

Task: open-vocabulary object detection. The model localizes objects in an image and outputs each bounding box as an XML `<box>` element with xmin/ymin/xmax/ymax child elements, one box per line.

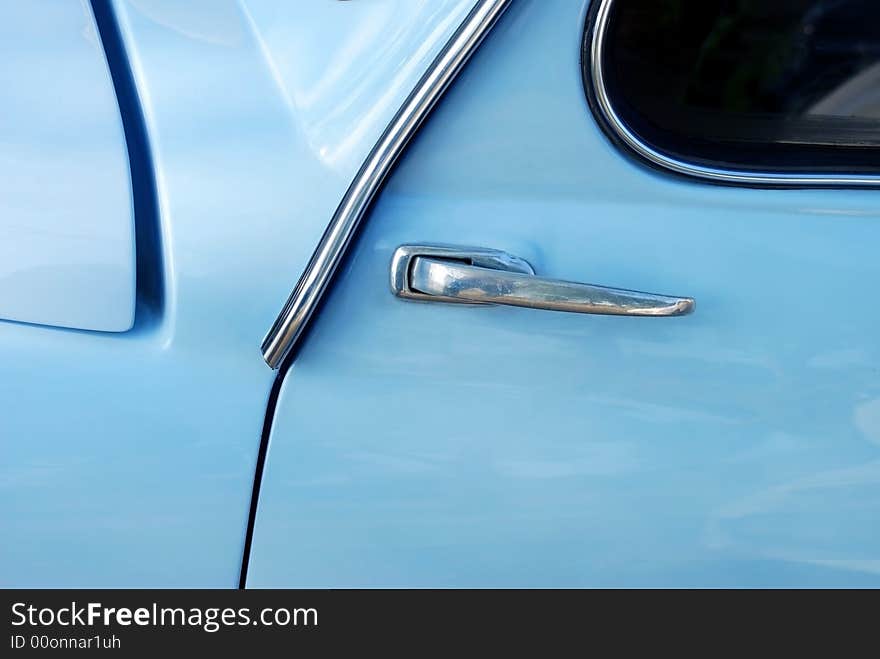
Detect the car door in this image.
<box><xmin>246</xmin><ymin>0</ymin><xmax>880</xmax><ymax>587</ymax></box>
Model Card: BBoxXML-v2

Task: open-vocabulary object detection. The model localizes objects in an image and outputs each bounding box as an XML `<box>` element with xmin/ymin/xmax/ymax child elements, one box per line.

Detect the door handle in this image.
<box><xmin>391</xmin><ymin>244</ymin><xmax>694</xmax><ymax>316</ymax></box>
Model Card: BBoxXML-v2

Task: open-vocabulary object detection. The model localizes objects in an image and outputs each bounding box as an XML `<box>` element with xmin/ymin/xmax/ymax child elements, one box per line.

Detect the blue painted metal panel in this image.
<box><xmin>0</xmin><ymin>0</ymin><xmax>479</xmax><ymax>586</ymax></box>
<box><xmin>249</xmin><ymin>0</ymin><xmax>880</xmax><ymax>586</ymax></box>
<box><xmin>0</xmin><ymin>0</ymin><xmax>134</xmax><ymax>332</ymax></box>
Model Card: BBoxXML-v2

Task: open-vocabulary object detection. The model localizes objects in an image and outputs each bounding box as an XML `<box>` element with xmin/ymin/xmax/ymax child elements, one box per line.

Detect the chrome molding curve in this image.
<box><xmin>589</xmin><ymin>0</ymin><xmax>880</xmax><ymax>187</ymax></box>
<box><xmin>261</xmin><ymin>0</ymin><xmax>512</xmax><ymax>369</ymax></box>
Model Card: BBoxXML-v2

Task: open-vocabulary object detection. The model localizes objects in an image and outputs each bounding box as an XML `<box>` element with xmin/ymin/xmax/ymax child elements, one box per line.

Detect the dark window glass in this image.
<box><xmin>595</xmin><ymin>0</ymin><xmax>880</xmax><ymax>173</ymax></box>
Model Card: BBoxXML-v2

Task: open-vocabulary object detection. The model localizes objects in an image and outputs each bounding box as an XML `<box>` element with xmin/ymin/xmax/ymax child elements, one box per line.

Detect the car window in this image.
<box><xmin>589</xmin><ymin>0</ymin><xmax>880</xmax><ymax>174</ymax></box>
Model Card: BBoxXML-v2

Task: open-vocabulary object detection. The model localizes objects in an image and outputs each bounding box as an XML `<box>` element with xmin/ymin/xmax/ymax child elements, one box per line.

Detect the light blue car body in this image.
<box><xmin>2</xmin><ymin>0</ymin><xmax>880</xmax><ymax>587</ymax></box>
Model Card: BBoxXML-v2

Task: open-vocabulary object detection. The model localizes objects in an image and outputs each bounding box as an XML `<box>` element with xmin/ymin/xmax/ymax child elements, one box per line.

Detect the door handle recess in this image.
<box><xmin>391</xmin><ymin>244</ymin><xmax>694</xmax><ymax>316</ymax></box>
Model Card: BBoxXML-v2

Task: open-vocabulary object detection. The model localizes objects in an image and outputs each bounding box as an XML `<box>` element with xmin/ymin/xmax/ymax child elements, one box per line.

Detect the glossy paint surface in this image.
<box><xmin>241</xmin><ymin>0</ymin><xmax>477</xmax><ymax>181</ymax></box>
<box><xmin>1</xmin><ymin>0</ymin><xmax>473</xmax><ymax>586</ymax></box>
<box><xmin>0</xmin><ymin>0</ymin><xmax>134</xmax><ymax>332</ymax></box>
<box><xmin>250</xmin><ymin>0</ymin><xmax>880</xmax><ymax>586</ymax></box>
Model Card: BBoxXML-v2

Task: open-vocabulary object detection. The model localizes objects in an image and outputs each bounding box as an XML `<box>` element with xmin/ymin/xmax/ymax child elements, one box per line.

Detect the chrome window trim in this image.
<box><xmin>261</xmin><ymin>0</ymin><xmax>512</xmax><ymax>369</ymax></box>
<box><xmin>588</xmin><ymin>0</ymin><xmax>880</xmax><ymax>188</ymax></box>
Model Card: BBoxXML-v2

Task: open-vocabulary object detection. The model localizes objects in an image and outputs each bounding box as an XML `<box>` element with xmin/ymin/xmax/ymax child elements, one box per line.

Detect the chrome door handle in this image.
<box><xmin>391</xmin><ymin>244</ymin><xmax>694</xmax><ymax>316</ymax></box>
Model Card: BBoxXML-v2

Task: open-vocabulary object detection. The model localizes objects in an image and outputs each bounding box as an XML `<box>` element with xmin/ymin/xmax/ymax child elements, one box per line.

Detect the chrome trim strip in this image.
<box><xmin>261</xmin><ymin>0</ymin><xmax>513</xmax><ymax>369</ymax></box>
<box><xmin>589</xmin><ymin>0</ymin><xmax>880</xmax><ymax>187</ymax></box>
